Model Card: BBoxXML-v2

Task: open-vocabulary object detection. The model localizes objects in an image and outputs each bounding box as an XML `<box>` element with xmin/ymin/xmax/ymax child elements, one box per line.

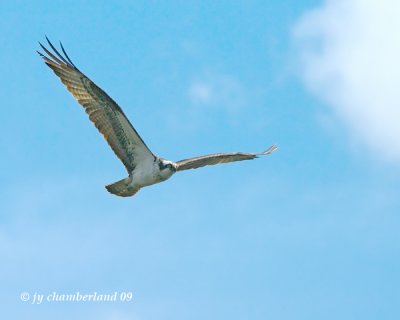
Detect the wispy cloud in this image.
<box><xmin>189</xmin><ymin>82</ymin><xmax>212</xmax><ymax>104</ymax></box>
<box><xmin>188</xmin><ymin>71</ymin><xmax>246</xmax><ymax>113</ymax></box>
<box><xmin>168</xmin><ymin>70</ymin><xmax>257</xmax><ymax>132</ymax></box>
<box><xmin>294</xmin><ymin>0</ymin><xmax>400</xmax><ymax>162</ymax></box>
<box><xmin>166</xmin><ymin>70</ymin><xmax>271</xmax><ymax>133</ymax></box>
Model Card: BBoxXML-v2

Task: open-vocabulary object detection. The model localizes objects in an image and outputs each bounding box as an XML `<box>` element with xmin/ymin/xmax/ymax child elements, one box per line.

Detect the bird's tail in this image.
<box><xmin>105</xmin><ymin>177</ymin><xmax>140</xmax><ymax>197</ymax></box>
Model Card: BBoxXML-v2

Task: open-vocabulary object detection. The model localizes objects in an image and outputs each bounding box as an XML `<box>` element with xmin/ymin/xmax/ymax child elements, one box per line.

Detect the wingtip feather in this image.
<box><xmin>260</xmin><ymin>144</ymin><xmax>278</xmax><ymax>155</ymax></box>
<box><xmin>59</xmin><ymin>40</ymin><xmax>76</xmax><ymax>67</ymax></box>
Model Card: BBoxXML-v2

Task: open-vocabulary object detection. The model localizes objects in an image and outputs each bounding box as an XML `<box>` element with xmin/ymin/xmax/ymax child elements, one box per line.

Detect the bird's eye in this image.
<box><xmin>159</xmin><ymin>162</ymin><xmax>171</xmax><ymax>170</ymax></box>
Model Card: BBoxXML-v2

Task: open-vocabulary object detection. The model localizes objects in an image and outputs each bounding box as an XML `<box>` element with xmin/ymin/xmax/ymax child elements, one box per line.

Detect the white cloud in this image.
<box><xmin>167</xmin><ymin>71</ymin><xmax>266</xmax><ymax>133</ymax></box>
<box><xmin>188</xmin><ymin>71</ymin><xmax>247</xmax><ymax>113</ymax></box>
<box><xmin>294</xmin><ymin>0</ymin><xmax>400</xmax><ymax>162</ymax></box>
<box><xmin>189</xmin><ymin>82</ymin><xmax>212</xmax><ymax>104</ymax></box>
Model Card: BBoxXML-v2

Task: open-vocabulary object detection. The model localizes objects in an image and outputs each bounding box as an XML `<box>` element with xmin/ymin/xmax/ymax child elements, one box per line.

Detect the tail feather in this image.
<box><xmin>105</xmin><ymin>177</ymin><xmax>140</xmax><ymax>197</ymax></box>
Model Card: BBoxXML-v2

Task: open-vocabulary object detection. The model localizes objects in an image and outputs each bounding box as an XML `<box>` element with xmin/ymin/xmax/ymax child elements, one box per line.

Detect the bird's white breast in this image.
<box><xmin>130</xmin><ymin>160</ymin><xmax>174</xmax><ymax>188</ymax></box>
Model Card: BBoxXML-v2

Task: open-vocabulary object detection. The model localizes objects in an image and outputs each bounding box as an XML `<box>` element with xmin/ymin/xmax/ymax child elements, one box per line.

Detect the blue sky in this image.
<box><xmin>1</xmin><ymin>0</ymin><xmax>400</xmax><ymax>319</ymax></box>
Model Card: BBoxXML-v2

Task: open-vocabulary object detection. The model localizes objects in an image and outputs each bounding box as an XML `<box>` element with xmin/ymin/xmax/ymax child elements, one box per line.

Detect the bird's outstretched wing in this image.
<box><xmin>37</xmin><ymin>37</ymin><xmax>155</xmax><ymax>172</ymax></box>
<box><xmin>175</xmin><ymin>145</ymin><xmax>278</xmax><ymax>171</ymax></box>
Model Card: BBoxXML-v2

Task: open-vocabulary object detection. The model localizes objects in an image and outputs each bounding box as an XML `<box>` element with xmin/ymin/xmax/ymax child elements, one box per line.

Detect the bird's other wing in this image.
<box><xmin>37</xmin><ymin>37</ymin><xmax>155</xmax><ymax>173</ymax></box>
<box><xmin>175</xmin><ymin>144</ymin><xmax>278</xmax><ymax>171</ymax></box>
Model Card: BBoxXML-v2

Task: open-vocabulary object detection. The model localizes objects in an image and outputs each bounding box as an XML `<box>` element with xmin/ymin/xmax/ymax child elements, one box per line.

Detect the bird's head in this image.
<box><xmin>158</xmin><ymin>159</ymin><xmax>177</xmax><ymax>174</ymax></box>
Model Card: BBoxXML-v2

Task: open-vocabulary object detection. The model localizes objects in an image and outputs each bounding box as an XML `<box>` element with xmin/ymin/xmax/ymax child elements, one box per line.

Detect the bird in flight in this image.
<box><xmin>37</xmin><ymin>37</ymin><xmax>278</xmax><ymax>197</ymax></box>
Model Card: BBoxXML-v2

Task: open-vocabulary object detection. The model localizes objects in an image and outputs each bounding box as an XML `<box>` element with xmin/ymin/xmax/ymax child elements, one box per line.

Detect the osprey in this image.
<box><xmin>38</xmin><ymin>38</ymin><xmax>278</xmax><ymax>197</ymax></box>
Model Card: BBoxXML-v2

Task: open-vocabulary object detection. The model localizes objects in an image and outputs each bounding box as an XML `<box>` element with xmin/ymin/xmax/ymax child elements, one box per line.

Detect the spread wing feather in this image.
<box><xmin>38</xmin><ymin>37</ymin><xmax>155</xmax><ymax>172</ymax></box>
<box><xmin>175</xmin><ymin>145</ymin><xmax>278</xmax><ymax>171</ymax></box>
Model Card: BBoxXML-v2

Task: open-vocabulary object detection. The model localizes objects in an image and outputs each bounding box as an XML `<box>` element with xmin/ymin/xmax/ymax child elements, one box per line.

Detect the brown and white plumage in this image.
<box><xmin>38</xmin><ymin>38</ymin><xmax>277</xmax><ymax>197</ymax></box>
<box><xmin>37</xmin><ymin>37</ymin><xmax>155</xmax><ymax>174</ymax></box>
<box><xmin>175</xmin><ymin>145</ymin><xmax>278</xmax><ymax>171</ymax></box>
